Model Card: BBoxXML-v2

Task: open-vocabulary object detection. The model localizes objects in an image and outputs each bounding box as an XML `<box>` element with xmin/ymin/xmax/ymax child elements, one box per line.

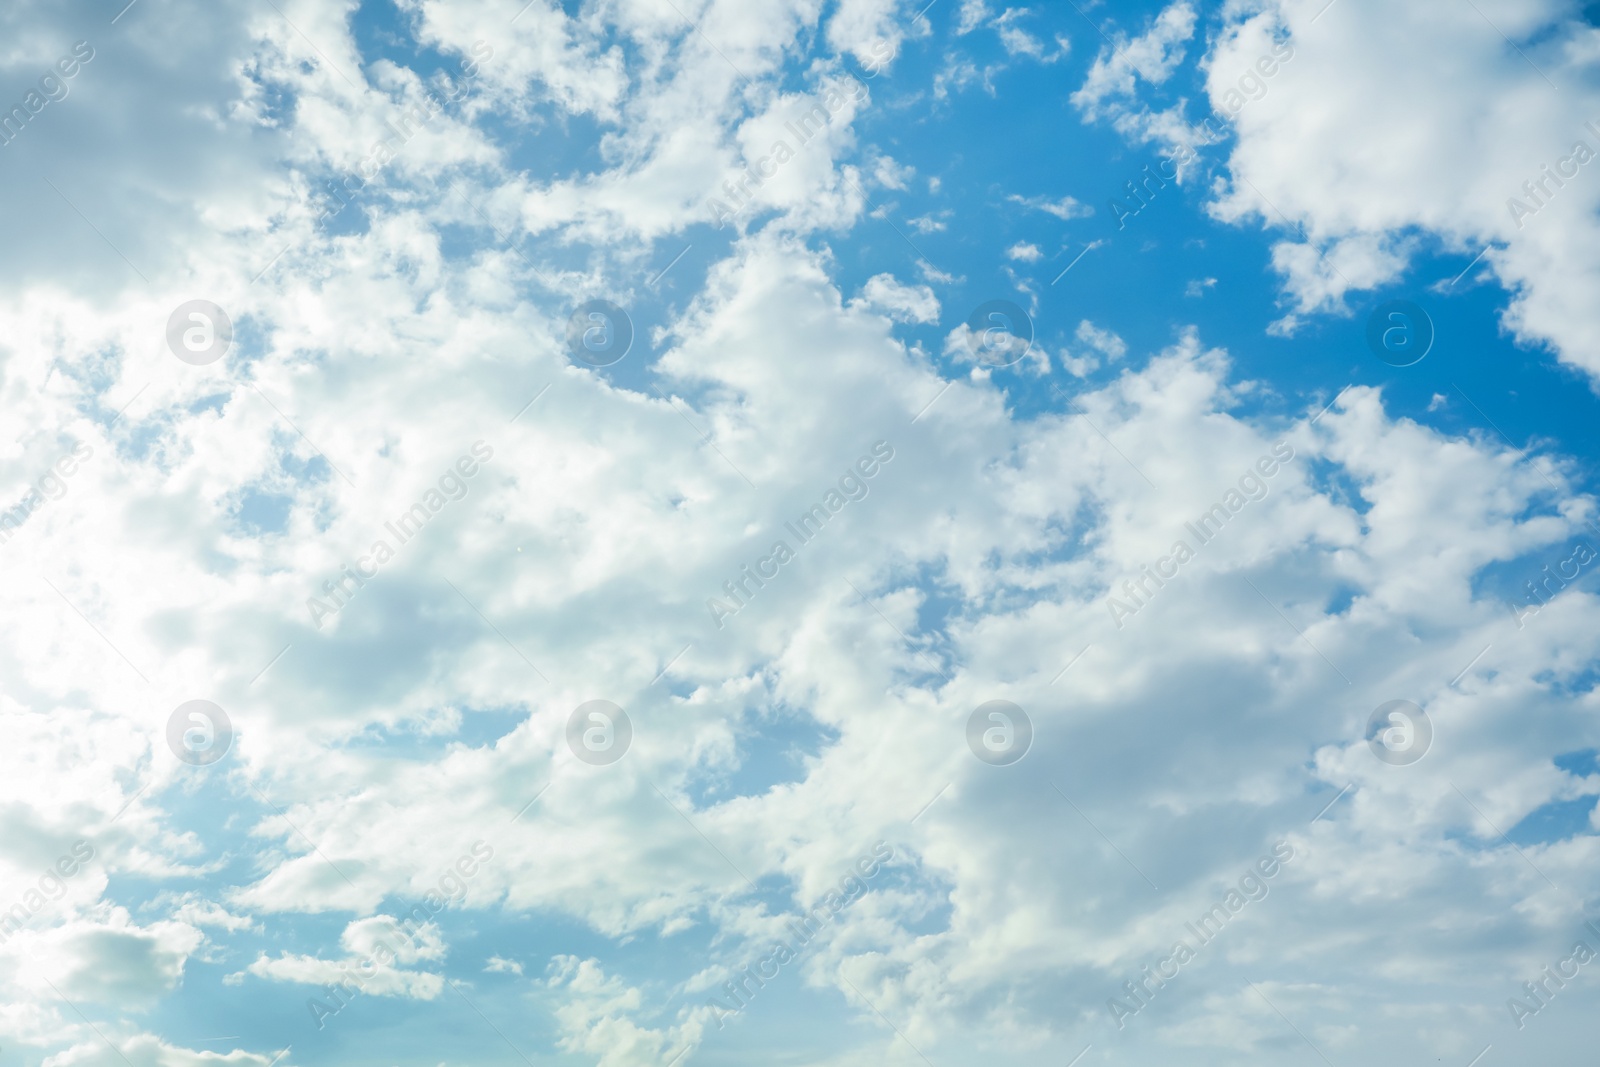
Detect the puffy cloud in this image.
<box><xmin>547</xmin><ymin>956</ymin><xmax>698</xmax><ymax>1067</ymax></box>
<box><xmin>1205</xmin><ymin>0</ymin><xmax>1600</xmax><ymax>382</ymax></box>
<box><xmin>19</xmin><ymin>914</ymin><xmax>203</xmax><ymax>1007</ymax></box>
<box><xmin>851</xmin><ymin>271</ymin><xmax>941</xmax><ymax>322</ymax></box>
<box><xmin>1072</xmin><ymin>1</ymin><xmax>1197</xmax><ymax>120</ymax></box>
<box><xmin>3</xmin><ymin>2</ymin><xmax>1599</xmax><ymax>1064</ymax></box>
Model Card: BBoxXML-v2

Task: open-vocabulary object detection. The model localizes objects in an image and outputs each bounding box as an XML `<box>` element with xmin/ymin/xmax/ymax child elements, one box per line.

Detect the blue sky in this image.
<box><xmin>3</xmin><ymin>1</ymin><xmax>1600</xmax><ymax>1065</ymax></box>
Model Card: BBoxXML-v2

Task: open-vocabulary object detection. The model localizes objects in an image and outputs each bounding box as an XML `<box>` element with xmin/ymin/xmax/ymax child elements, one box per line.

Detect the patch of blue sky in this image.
<box><xmin>796</xmin><ymin>0</ymin><xmax>1600</xmax><ymax>486</ymax></box>
<box><xmin>687</xmin><ymin>704</ymin><xmax>840</xmax><ymax>805</ymax></box>
<box><xmin>335</xmin><ymin>704</ymin><xmax>528</xmax><ymax>756</ymax></box>
<box><xmin>1506</xmin><ymin>795</ymin><xmax>1598</xmax><ymax>846</ymax></box>
<box><xmin>231</xmin><ymin>486</ymin><xmax>295</xmax><ymax>535</ymax></box>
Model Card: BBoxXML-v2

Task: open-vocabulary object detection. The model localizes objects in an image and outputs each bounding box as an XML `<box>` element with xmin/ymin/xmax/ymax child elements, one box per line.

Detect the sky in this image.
<box><xmin>1</xmin><ymin>0</ymin><xmax>1600</xmax><ymax>1065</ymax></box>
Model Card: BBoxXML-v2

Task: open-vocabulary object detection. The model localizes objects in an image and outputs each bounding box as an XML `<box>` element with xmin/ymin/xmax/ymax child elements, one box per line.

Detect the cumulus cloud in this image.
<box><xmin>1204</xmin><ymin>0</ymin><xmax>1600</xmax><ymax>382</ymax></box>
<box><xmin>1072</xmin><ymin>2</ymin><xmax>1198</xmax><ymax>120</ymax></box>
<box><xmin>2</xmin><ymin>2</ymin><xmax>1598</xmax><ymax>1065</ymax></box>
<box><xmin>851</xmin><ymin>272</ymin><xmax>941</xmax><ymax>323</ymax></box>
<box><xmin>23</xmin><ymin>915</ymin><xmax>203</xmax><ymax>1007</ymax></box>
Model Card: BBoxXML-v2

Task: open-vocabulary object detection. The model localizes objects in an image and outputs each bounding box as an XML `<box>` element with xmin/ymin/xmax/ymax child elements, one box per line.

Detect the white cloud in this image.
<box><xmin>2</xmin><ymin>2</ymin><xmax>1598</xmax><ymax>1064</ymax></box>
<box><xmin>1072</xmin><ymin>2</ymin><xmax>1197</xmax><ymax>120</ymax></box>
<box><xmin>547</xmin><ymin>956</ymin><xmax>698</xmax><ymax>1067</ymax></box>
<box><xmin>993</xmin><ymin>8</ymin><xmax>1069</xmax><ymax>63</ymax></box>
<box><xmin>1055</xmin><ymin>318</ymin><xmax>1127</xmax><ymax>376</ymax></box>
<box><xmin>1008</xmin><ymin>192</ymin><xmax>1094</xmax><ymax>219</ymax></box>
<box><xmin>871</xmin><ymin>153</ymin><xmax>915</xmax><ymax>190</ymax></box>
<box><xmin>956</xmin><ymin>0</ymin><xmax>991</xmax><ymax>36</ymax></box>
<box><xmin>826</xmin><ymin>0</ymin><xmax>907</xmax><ymax>73</ymax></box>
<box><xmin>235</xmin><ymin>916</ymin><xmax>446</xmax><ymax>999</ymax></box>
<box><xmin>1204</xmin><ymin>0</ymin><xmax>1600</xmax><ymax>382</ymax></box>
<box><xmin>851</xmin><ymin>272</ymin><xmax>941</xmax><ymax>323</ymax></box>
<box><xmin>22</xmin><ymin>914</ymin><xmax>203</xmax><ymax>1007</ymax></box>
<box><xmin>42</xmin><ymin>1035</ymin><xmax>288</xmax><ymax>1067</ymax></box>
